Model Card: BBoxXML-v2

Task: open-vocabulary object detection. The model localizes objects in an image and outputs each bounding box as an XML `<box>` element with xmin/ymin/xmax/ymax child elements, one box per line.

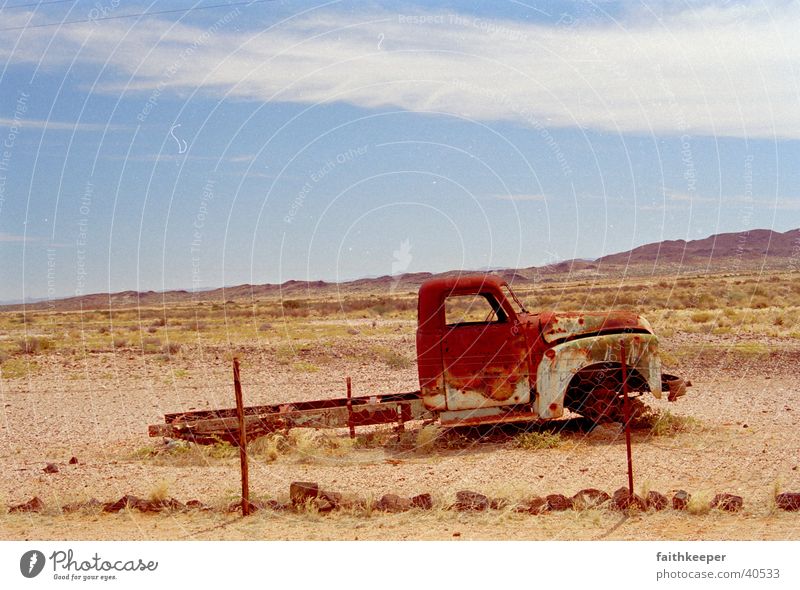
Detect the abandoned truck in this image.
<box><xmin>149</xmin><ymin>274</ymin><xmax>688</xmax><ymax>442</ymax></box>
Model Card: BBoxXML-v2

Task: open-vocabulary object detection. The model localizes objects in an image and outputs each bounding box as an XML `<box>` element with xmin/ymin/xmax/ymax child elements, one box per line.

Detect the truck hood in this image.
<box><xmin>537</xmin><ymin>311</ymin><xmax>654</xmax><ymax>344</ymax></box>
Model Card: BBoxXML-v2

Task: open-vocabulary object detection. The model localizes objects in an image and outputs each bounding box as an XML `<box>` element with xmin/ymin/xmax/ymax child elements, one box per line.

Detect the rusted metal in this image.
<box><xmin>539</xmin><ymin>311</ymin><xmax>653</xmax><ymax>344</ymax></box>
<box><xmin>440</xmin><ymin>406</ymin><xmax>540</xmax><ymax>427</ymax></box>
<box><xmin>150</xmin><ymin>273</ymin><xmax>690</xmax><ymax>443</ymax></box>
<box><xmin>662</xmin><ymin>373</ymin><xmax>690</xmax><ymax>401</ymax></box>
<box><xmin>150</xmin><ymin>391</ymin><xmax>432</xmax><ymax>442</ymax></box>
<box><xmin>233</xmin><ymin>358</ymin><xmax>251</xmax><ymax>516</ymax></box>
<box><xmin>346</xmin><ymin>376</ymin><xmax>355</xmax><ymax>439</ymax></box>
<box><xmin>620</xmin><ymin>342</ymin><xmax>634</xmax><ymax>496</ymax></box>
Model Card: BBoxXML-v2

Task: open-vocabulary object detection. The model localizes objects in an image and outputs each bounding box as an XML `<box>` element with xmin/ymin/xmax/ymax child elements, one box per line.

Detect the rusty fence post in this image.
<box><xmin>619</xmin><ymin>341</ymin><xmax>634</xmax><ymax>496</ymax></box>
<box><xmin>346</xmin><ymin>376</ymin><xmax>355</xmax><ymax>439</ymax></box>
<box><xmin>233</xmin><ymin>357</ymin><xmax>251</xmax><ymax>516</ymax></box>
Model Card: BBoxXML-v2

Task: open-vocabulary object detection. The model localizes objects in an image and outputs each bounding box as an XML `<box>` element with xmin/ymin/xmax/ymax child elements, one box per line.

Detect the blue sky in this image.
<box><xmin>0</xmin><ymin>0</ymin><xmax>798</xmax><ymax>301</ymax></box>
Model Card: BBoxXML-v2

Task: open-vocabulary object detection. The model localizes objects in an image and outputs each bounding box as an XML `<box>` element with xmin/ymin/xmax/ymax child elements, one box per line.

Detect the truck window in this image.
<box><xmin>445</xmin><ymin>293</ymin><xmax>508</xmax><ymax>326</ymax></box>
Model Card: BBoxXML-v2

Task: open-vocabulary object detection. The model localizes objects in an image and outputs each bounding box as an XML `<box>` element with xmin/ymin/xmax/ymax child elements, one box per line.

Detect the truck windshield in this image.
<box><xmin>503</xmin><ymin>284</ymin><xmax>528</xmax><ymax>314</ymax></box>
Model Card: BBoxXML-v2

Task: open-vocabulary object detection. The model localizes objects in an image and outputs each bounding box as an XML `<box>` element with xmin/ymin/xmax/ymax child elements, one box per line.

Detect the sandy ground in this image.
<box><xmin>1</xmin><ymin>327</ymin><xmax>799</xmax><ymax>540</ymax></box>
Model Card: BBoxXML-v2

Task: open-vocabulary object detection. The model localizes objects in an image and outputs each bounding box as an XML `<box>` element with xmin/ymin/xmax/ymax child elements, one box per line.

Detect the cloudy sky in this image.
<box><xmin>0</xmin><ymin>0</ymin><xmax>798</xmax><ymax>301</ymax></box>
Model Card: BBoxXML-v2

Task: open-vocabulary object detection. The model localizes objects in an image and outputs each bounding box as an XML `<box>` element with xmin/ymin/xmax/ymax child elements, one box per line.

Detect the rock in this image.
<box><xmin>265</xmin><ymin>500</ymin><xmax>291</xmax><ymax>512</ymax></box>
<box><xmin>251</xmin><ymin>500</ymin><xmax>283</xmax><ymax>513</ymax></box>
<box><xmin>411</xmin><ymin>493</ymin><xmax>433</xmax><ymax>510</ymax></box>
<box><xmin>61</xmin><ymin>498</ymin><xmax>101</xmax><ymax>513</ymax></box>
<box><xmin>490</xmin><ymin>498</ymin><xmax>510</xmax><ymax>510</ymax></box>
<box><xmin>455</xmin><ymin>490</ymin><xmax>489</xmax><ymax>512</ymax></box>
<box><xmin>589</xmin><ymin>422</ymin><xmax>623</xmax><ymax>439</ymax></box>
<box><xmin>712</xmin><ymin>493</ymin><xmax>743</xmax><ymax>512</ymax></box>
<box><xmin>320</xmin><ymin>490</ymin><xmax>342</xmax><ymax>507</ymax></box>
<box><xmin>572</xmin><ymin>488</ymin><xmax>610</xmax><ymax>510</ymax></box>
<box><xmin>775</xmin><ymin>492</ymin><xmax>800</xmax><ymax>511</ymax></box>
<box><xmin>9</xmin><ymin>496</ymin><xmax>44</xmax><ymax>513</ymax></box>
<box><xmin>312</xmin><ymin>497</ymin><xmax>336</xmax><ymax>513</ymax></box>
<box><xmin>672</xmin><ymin>490</ymin><xmax>691</xmax><ymax>510</ymax></box>
<box><xmin>68</xmin><ymin>457</ymin><xmax>79</xmax><ymax>465</ymax></box>
<box><xmin>186</xmin><ymin>500</ymin><xmax>210</xmax><ymax>511</ymax></box>
<box><xmin>546</xmin><ymin>493</ymin><xmax>573</xmax><ymax>511</ymax></box>
<box><xmin>515</xmin><ymin>496</ymin><xmax>548</xmax><ymax>515</ymax></box>
<box><xmin>290</xmin><ymin>481</ymin><xmax>319</xmax><ymax>506</ymax></box>
<box><xmin>611</xmin><ymin>487</ymin><xmax>647</xmax><ymax>511</ymax></box>
<box><xmin>150</xmin><ymin>497</ymin><xmax>185</xmax><ymax>512</ymax></box>
<box><xmin>103</xmin><ymin>494</ymin><xmax>147</xmax><ymax>513</ymax></box>
<box><xmin>43</xmin><ymin>463</ymin><xmax>59</xmax><ymax>474</ymax></box>
<box><xmin>647</xmin><ymin>491</ymin><xmax>669</xmax><ymax>511</ymax></box>
<box><xmin>376</xmin><ymin>493</ymin><xmax>413</xmax><ymax>513</ymax></box>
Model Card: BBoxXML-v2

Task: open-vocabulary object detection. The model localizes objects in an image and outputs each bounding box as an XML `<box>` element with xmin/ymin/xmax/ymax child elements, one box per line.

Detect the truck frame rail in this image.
<box><xmin>148</xmin><ymin>390</ymin><xmax>431</xmax><ymax>443</ymax></box>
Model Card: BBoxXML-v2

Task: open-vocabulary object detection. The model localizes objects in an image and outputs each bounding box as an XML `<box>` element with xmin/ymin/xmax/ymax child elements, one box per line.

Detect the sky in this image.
<box><xmin>0</xmin><ymin>0</ymin><xmax>798</xmax><ymax>302</ymax></box>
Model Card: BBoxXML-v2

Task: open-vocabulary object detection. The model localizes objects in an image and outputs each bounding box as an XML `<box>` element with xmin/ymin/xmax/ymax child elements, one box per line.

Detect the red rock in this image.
<box><xmin>411</xmin><ymin>493</ymin><xmax>433</xmax><ymax>510</ymax></box>
<box><xmin>647</xmin><ymin>491</ymin><xmax>669</xmax><ymax>511</ymax></box>
<box><xmin>455</xmin><ymin>491</ymin><xmax>489</xmax><ymax>512</ymax></box>
<box><xmin>290</xmin><ymin>482</ymin><xmax>319</xmax><ymax>506</ymax></box>
<box><xmin>612</xmin><ymin>487</ymin><xmax>646</xmax><ymax>511</ymax></box>
<box><xmin>61</xmin><ymin>498</ymin><xmax>101</xmax><ymax>513</ymax></box>
<box><xmin>9</xmin><ymin>496</ymin><xmax>44</xmax><ymax>513</ymax></box>
<box><xmin>103</xmin><ymin>495</ymin><xmax>147</xmax><ymax>513</ymax></box>
<box><xmin>776</xmin><ymin>492</ymin><xmax>800</xmax><ymax>511</ymax></box>
<box><xmin>376</xmin><ymin>493</ymin><xmax>412</xmax><ymax>513</ymax></box>
<box><xmin>672</xmin><ymin>490</ymin><xmax>691</xmax><ymax>510</ymax></box>
<box><xmin>572</xmin><ymin>488</ymin><xmax>610</xmax><ymax>509</ymax></box>
<box><xmin>546</xmin><ymin>493</ymin><xmax>573</xmax><ymax>511</ymax></box>
<box><xmin>186</xmin><ymin>500</ymin><xmax>210</xmax><ymax>510</ymax></box>
<box><xmin>515</xmin><ymin>496</ymin><xmax>547</xmax><ymax>514</ymax></box>
<box><xmin>712</xmin><ymin>493</ymin><xmax>743</xmax><ymax>512</ymax></box>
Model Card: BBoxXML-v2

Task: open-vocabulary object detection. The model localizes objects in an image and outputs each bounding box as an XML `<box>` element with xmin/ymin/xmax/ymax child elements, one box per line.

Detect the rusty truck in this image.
<box><xmin>149</xmin><ymin>274</ymin><xmax>688</xmax><ymax>442</ymax></box>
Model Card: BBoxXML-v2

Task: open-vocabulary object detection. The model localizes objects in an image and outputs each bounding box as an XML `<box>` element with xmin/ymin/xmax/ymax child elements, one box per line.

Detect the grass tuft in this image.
<box><xmin>415</xmin><ymin>424</ymin><xmax>442</xmax><ymax>453</ymax></box>
<box><xmin>148</xmin><ymin>481</ymin><xmax>170</xmax><ymax>503</ymax></box>
<box><xmin>638</xmin><ymin>410</ymin><xmax>702</xmax><ymax>437</ymax></box>
<box><xmin>372</xmin><ymin>346</ymin><xmax>412</xmax><ymax>369</ymax></box>
<box><xmin>687</xmin><ymin>490</ymin><xmax>713</xmax><ymax>515</ymax></box>
<box><xmin>513</xmin><ymin>431</ymin><xmax>562</xmax><ymax>450</ymax></box>
<box><xmin>16</xmin><ymin>336</ymin><xmax>55</xmax><ymax>355</ymax></box>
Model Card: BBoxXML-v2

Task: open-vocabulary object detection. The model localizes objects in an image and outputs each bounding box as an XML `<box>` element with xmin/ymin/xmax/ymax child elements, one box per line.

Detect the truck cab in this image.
<box><xmin>416</xmin><ymin>275</ymin><xmax>683</xmax><ymax>426</ymax></box>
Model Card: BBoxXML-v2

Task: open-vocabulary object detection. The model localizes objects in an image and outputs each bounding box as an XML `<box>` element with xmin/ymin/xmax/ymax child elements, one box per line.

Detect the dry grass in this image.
<box><xmin>415</xmin><ymin>424</ymin><xmax>442</xmax><ymax>453</ymax></box>
<box><xmin>148</xmin><ymin>481</ymin><xmax>170</xmax><ymax>503</ymax></box>
<box><xmin>639</xmin><ymin>410</ymin><xmax>704</xmax><ymax>437</ymax></box>
<box><xmin>132</xmin><ymin>439</ymin><xmax>239</xmax><ymax>466</ymax></box>
<box><xmin>513</xmin><ymin>431</ymin><xmax>563</xmax><ymax>450</ymax></box>
<box><xmin>371</xmin><ymin>346</ymin><xmax>413</xmax><ymax>369</ymax></box>
<box><xmin>1</xmin><ymin>270</ymin><xmax>797</xmax><ymax>365</ymax></box>
<box><xmin>687</xmin><ymin>490</ymin><xmax>714</xmax><ymax>515</ymax></box>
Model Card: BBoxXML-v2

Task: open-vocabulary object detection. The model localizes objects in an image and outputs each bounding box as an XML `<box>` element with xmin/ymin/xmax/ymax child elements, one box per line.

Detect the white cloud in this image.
<box><xmin>2</xmin><ymin>3</ymin><xmax>799</xmax><ymax>138</ymax></box>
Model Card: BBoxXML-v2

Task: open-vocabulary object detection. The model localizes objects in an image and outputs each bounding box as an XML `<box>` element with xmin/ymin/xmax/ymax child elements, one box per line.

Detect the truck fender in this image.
<box><xmin>534</xmin><ymin>333</ymin><xmax>662</xmax><ymax>419</ymax></box>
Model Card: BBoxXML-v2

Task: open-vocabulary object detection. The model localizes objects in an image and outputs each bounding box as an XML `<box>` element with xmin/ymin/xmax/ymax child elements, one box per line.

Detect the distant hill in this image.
<box><xmin>596</xmin><ymin>228</ymin><xmax>800</xmax><ymax>266</ymax></box>
<box><xmin>4</xmin><ymin>228</ymin><xmax>798</xmax><ymax>311</ymax></box>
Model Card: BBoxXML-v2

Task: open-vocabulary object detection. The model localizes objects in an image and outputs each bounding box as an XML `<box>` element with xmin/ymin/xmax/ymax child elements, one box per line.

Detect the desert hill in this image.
<box><xmin>4</xmin><ymin>228</ymin><xmax>798</xmax><ymax>311</ymax></box>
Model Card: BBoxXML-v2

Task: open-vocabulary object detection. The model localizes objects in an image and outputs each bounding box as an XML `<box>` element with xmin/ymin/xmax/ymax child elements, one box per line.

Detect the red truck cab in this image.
<box><xmin>416</xmin><ymin>274</ymin><xmax>682</xmax><ymax>426</ymax></box>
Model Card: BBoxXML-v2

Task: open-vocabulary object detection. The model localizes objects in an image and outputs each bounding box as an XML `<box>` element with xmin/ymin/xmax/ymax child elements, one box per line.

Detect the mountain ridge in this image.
<box><xmin>5</xmin><ymin>228</ymin><xmax>798</xmax><ymax>311</ymax></box>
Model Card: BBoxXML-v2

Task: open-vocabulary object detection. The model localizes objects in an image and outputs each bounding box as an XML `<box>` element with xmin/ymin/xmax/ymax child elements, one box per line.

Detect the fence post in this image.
<box><xmin>620</xmin><ymin>341</ymin><xmax>634</xmax><ymax>496</ymax></box>
<box><xmin>233</xmin><ymin>357</ymin><xmax>251</xmax><ymax>516</ymax></box>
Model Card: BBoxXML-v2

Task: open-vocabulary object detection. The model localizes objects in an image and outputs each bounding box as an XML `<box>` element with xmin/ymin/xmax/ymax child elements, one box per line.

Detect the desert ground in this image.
<box><xmin>1</xmin><ymin>269</ymin><xmax>799</xmax><ymax>540</ymax></box>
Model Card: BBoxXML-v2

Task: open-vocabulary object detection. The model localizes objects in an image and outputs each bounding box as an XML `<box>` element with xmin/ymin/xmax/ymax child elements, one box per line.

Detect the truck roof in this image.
<box><xmin>419</xmin><ymin>274</ymin><xmax>507</xmax><ymax>295</ymax></box>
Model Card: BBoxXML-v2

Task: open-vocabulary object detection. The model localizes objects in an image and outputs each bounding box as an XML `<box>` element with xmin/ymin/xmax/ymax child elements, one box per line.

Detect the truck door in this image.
<box><xmin>441</xmin><ymin>292</ymin><xmax>530</xmax><ymax>411</ymax></box>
